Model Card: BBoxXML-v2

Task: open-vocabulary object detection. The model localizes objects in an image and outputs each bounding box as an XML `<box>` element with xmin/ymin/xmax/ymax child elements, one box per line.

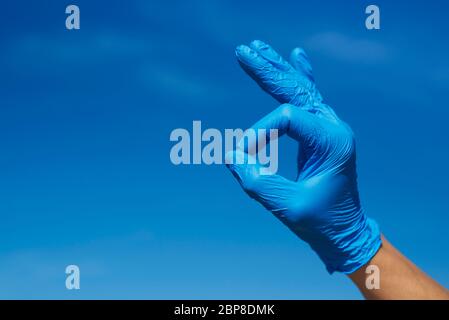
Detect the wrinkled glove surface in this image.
<box><xmin>227</xmin><ymin>40</ymin><xmax>381</xmax><ymax>274</ymax></box>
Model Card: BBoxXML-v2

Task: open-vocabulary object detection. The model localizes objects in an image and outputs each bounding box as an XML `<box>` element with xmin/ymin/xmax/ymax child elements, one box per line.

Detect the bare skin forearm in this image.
<box><xmin>348</xmin><ymin>236</ymin><xmax>449</xmax><ymax>300</ymax></box>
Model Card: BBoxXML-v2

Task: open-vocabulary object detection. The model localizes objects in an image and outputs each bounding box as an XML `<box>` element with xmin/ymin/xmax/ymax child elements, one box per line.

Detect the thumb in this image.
<box><xmin>225</xmin><ymin>150</ymin><xmax>299</xmax><ymax>219</ymax></box>
<box><xmin>225</xmin><ymin>149</ymin><xmax>260</xmax><ymax>192</ymax></box>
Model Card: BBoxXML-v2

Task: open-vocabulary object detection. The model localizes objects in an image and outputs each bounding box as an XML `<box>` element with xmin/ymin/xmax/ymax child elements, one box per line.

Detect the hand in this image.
<box><xmin>227</xmin><ymin>41</ymin><xmax>381</xmax><ymax>274</ymax></box>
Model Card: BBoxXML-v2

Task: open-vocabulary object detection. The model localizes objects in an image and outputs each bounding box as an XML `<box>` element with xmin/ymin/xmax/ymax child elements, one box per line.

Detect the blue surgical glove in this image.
<box><xmin>227</xmin><ymin>41</ymin><xmax>382</xmax><ymax>274</ymax></box>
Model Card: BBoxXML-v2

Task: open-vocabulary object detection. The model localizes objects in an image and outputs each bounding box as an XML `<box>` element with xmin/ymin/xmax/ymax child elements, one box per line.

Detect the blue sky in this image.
<box><xmin>0</xmin><ymin>0</ymin><xmax>448</xmax><ymax>299</ymax></box>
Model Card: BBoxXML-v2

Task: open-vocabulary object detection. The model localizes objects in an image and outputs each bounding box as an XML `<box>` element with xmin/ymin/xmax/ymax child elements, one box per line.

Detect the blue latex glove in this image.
<box><xmin>227</xmin><ymin>41</ymin><xmax>381</xmax><ymax>274</ymax></box>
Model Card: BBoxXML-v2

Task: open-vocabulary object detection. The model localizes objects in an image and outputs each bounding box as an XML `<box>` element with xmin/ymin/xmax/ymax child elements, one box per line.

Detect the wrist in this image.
<box><xmin>307</xmin><ymin>214</ymin><xmax>382</xmax><ymax>274</ymax></box>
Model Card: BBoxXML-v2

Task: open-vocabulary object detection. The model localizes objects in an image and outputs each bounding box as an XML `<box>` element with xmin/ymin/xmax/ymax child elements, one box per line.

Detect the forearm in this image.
<box><xmin>348</xmin><ymin>236</ymin><xmax>449</xmax><ymax>300</ymax></box>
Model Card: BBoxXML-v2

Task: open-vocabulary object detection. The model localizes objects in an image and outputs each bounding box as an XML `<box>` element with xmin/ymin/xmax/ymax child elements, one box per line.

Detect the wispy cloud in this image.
<box><xmin>2</xmin><ymin>30</ymin><xmax>228</xmax><ymax>103</ymax></box>
<box><xmin>2</xmin><ymin>31</ymin><xmax>151</xmax><ymax>73</ymax></box>
<box><xmin>139</xmin><ymin>63</ymin><xmax>228</xmax><ymax>103</ymax></box>
<box><xmin>306</xmin><ymin>32</ymin><xmax>391</xmax><ymax>64</ymax></box>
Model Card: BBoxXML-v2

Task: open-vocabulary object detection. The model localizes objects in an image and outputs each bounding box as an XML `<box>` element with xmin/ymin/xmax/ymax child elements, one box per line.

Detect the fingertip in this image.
<box><xmin>225</xmin><ymin>150</ymin><xmax>237</xmax><ymax>167</ymax></box>
<box><xmin>225</xmin><ymin>150</ymin><xmax>251</xmax><ymax>186</ymax></box>
<box><xmin>291</xmin><ymin>47</ymin><xmax>306</xmax><ymax>56</ymax></box>
<box><xmin>235</xmin><ymin>44</ymin><xmax>247</xmax><ymax>57</ymax></box>
<box><xmin>249</xmin><ymin>39</ymin><xmax>267</xmax><ymax>50</ymax></box>
<box><xmin>235</xmin><ymin>45</ymin><xmax>273</xmax><ymax>74</ymax></box>
<box><xmin>290</xmin><ymin>47</ymin><xmax>301</xmax><ymax>60</ymax></box>
<box><xmin>290</xmin><ymin>47</ymin><xmax>309</xmax><ymax>64</ymax></box>
<box><xmin>234</xmin><ymin>149</ymin><xmax>247</xmax><ymax>163</ymax></box>
<box><xmin>235</xmin><ymin>45</ymin><xmax>257</xmax><ymax>63</ymax></box>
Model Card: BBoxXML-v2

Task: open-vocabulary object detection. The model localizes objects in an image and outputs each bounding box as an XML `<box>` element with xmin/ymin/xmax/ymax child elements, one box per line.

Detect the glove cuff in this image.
<box><xmin>324</xmin><ymin>217</ymin><xmax>382</xmax><ymax>274</ymax></box>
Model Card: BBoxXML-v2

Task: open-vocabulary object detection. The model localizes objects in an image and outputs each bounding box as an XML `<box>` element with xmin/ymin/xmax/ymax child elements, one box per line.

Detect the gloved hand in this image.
<box><xmin>226</xmin><ymin>41</ymin><xmax>381</xmax><ymax>274</ymax></box>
